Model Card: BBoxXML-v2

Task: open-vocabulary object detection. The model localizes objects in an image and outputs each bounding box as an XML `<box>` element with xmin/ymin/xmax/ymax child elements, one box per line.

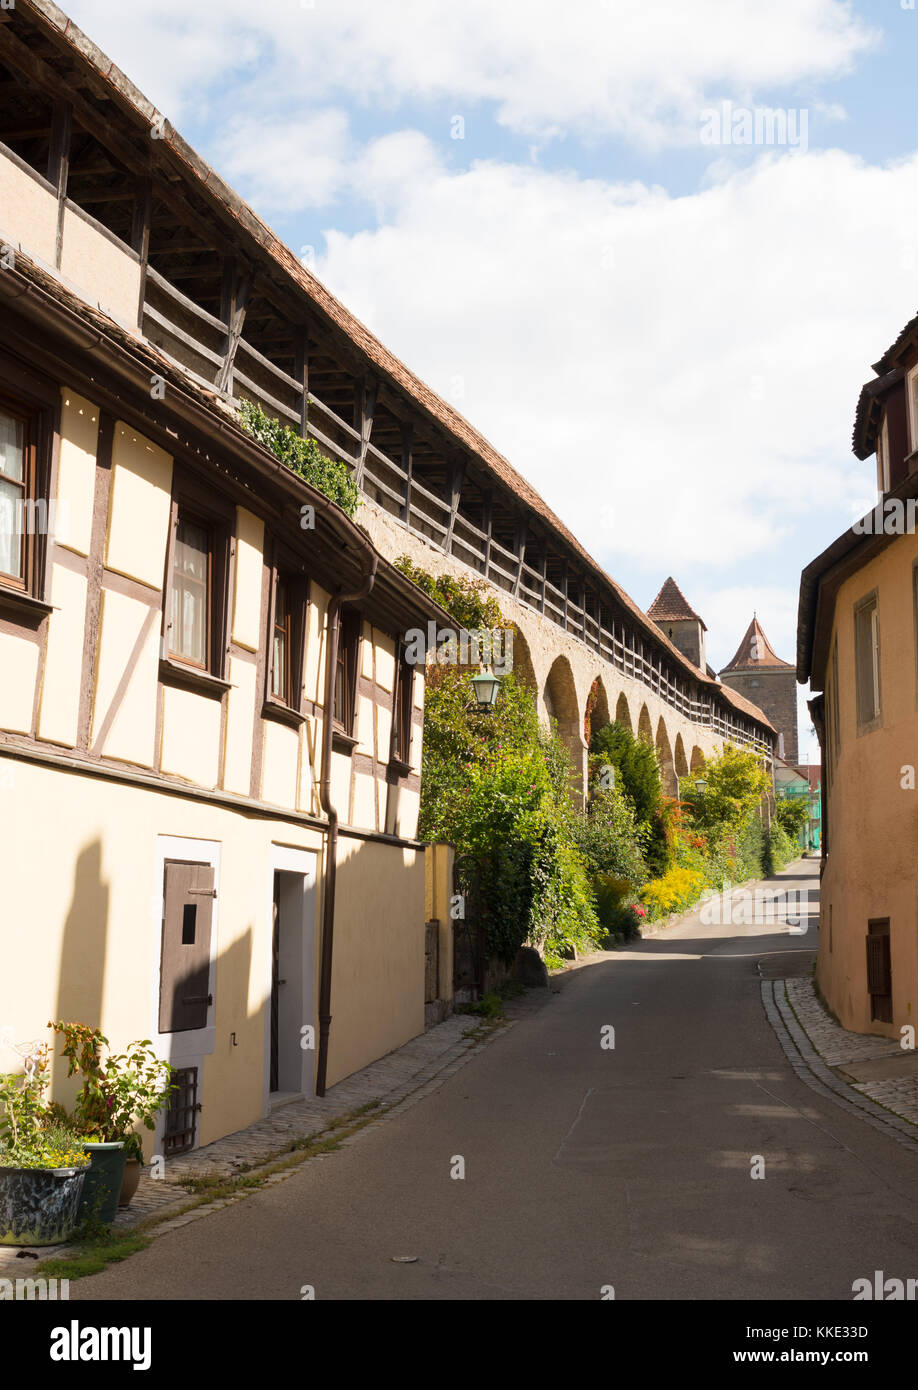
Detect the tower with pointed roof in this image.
<box><xmin>647</xmin><ymin>576</ymin><xmax>708</xmax><ymax>672</ymax></box>
<box><xmin>718</xmin><ymin>617</ymin><xmax>798</xmax><ymax>764</ymax></box>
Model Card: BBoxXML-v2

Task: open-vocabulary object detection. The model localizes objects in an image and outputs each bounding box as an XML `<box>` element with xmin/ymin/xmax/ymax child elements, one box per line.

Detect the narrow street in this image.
<box><xmin>76</xmin><ymin>861</ymin><xmax>918</xmax><ymax>1301</ymax></box>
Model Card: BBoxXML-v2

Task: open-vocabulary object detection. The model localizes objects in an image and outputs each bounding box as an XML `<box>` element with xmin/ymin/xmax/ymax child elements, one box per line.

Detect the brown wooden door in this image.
<box><xmin>159</xmin><ymin>860</ymin><xmax>215</xmax><ymax>1033</ymax></box>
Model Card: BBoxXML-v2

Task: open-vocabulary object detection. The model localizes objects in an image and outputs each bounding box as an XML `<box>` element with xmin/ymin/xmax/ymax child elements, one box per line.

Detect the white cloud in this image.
<box><xmin>314</xmin><ymin>146</ymin><xmax>918</xmax><ymax>582</ymax></box>
<box><xmin>63</xmin><ymin>0</ymin><xmax>876</xmax><ymax>146</ymax></box>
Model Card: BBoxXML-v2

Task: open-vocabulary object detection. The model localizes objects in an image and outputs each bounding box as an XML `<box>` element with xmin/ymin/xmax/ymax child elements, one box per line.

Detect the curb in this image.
<box><xmin>762</xmin><ymin>978</ymin><xmax>918</xmax><ymax>1155</ymax></box>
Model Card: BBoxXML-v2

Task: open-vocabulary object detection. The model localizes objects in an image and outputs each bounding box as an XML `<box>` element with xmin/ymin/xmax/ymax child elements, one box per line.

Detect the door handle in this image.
<box><xmin>181</xmin><ymin>994</ymin><xmax>213</xmax><ymax>1005</ymax></box>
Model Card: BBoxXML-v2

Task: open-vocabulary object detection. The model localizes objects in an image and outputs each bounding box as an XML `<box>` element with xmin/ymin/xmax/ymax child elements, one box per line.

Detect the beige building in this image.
<box><xmin>799</xmin><ymin>309</ymin><xmax>918</xmax><ymax>1038</ymax></box>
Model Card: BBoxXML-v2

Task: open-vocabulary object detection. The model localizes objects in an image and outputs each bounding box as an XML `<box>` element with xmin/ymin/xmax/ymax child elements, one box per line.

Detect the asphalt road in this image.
<box><xmin>77</xmin><ymin>860</ymin><xmax>918</xmax><ymax>1300</ymax></box>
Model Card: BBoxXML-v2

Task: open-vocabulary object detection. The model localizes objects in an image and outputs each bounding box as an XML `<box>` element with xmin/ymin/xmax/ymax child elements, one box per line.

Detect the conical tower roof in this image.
<box><xmin>647</xmin><ymin>577</ymin><xmax>707</xmax><ymax>630</ymax></box>
<box><xmin>721</xmin><ymin>616</ymin><xmax>792</xmax><ymax>672</ymax></box>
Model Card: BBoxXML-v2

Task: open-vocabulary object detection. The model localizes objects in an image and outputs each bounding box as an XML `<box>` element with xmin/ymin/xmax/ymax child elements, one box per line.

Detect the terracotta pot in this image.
<box><xmin>118</xmin><ymin>1157</ymin><xmax>142</xmax><ymax>1208</ymax></box>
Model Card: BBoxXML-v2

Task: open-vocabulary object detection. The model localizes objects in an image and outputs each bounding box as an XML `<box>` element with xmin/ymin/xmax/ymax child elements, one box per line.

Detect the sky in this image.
<box><xmin>61</xmin><ymin>0</ymin><xmax>918</xmax><ymax>760</ymax></box>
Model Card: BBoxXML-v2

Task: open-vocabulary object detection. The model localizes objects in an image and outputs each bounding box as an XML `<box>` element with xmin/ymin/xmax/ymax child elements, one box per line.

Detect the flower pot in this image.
<box><xmin>0</xmin><ymin>1164</ymin><xmax>87</xmax><ymax>1246</ymax></box>
<box><xmin>77</xmin><ymin>1142</ymin><xmax>126</xmax><ymax>1225</ymax></box>
<box><xmin>118</xmin><ymin>1157</ymin><xmax>142</xmax><ymax>1208</ymax></box>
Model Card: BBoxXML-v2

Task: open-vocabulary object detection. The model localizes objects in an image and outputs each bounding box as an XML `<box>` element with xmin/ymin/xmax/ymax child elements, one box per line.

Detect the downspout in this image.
<box><xmin>315</xmin><ymin>550</ymin><xmax>378</xmax><ymax>1097</ymax></box>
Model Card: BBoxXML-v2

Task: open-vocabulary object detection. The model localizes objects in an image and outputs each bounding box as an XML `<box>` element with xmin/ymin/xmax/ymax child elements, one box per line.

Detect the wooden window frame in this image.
<box><xmin>264</xmin><ymin>543</ymin><xmax>308</xmax><ymax>726</ymax></box>
<box><xmin>853</xmin><ymin>589</ymin><xmax>881</xmax><ymax>734</ymax></box>
<box><xmin>332</xmin><ymin>609</ymin><xmax>361</xmax><ymax>743</ymax></box>
<box><xmin>389</xmin><ymin>646</ymin><xmax>415</xmax><ymax>773</ymax></box>
<box><xmin>877</xmin><ymin>411</ymin><xmax>890</xmax><ymax>495</ymax></box>
<box><xmin>160</xmin><ymin>475</ymin><xmax>232</xmax><ymax>695</ymax></box>
<box><xmin>907</xmin><ymin>366</ymin><xmax>918</xmax><ymax>456</ymax></box>
<box><xmin>0</xmin><ymin>359</ymin><xmax>58</xmax><ymax>619</ymax></box>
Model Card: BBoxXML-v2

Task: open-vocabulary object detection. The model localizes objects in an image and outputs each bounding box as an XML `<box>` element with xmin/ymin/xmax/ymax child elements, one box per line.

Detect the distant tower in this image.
<box><xmin>647</xmin><ymin>576</ymin><xmax>707</xmax><ymax>671</ymax></box>
<box><xmin>719</xmin><ymin>616</ymin><xmax>798</xmax><ymax>765</ymax></box>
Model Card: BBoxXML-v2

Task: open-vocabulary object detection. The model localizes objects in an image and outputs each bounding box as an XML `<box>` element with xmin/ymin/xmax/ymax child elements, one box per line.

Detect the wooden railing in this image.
<box><xmin>140</xmin><ymin>266</ymin><xmax>767</xmax><ymax>754</ymax></box>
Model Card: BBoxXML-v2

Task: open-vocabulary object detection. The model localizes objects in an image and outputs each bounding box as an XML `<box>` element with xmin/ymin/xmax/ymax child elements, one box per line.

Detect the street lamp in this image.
<box><xmin>471</xmin><ymin>667</ymin><xmax>502</xmax><ymax>710</ymax></box>
<box><xmin>694</xmin><ymin>778</ymin><xmax>707</xmax><ymax>794</ymax></box>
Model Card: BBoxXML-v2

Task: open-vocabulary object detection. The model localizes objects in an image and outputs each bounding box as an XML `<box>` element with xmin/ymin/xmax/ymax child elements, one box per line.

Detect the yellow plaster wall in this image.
<box><xmin>261</xmin><ymin>719</ymin><xmax>299</xmax><ymax>809</ymax></box>
<box><xmin>160</xmin><ymin>686</ymin><xmax>222</xmax><ymax>788</ymax></box>
<box><xmin>105</xmin><ymin>424</ymin><xmax>173</xmax><ymax>589</ymax></box>
<box><xmin>55</xmin><ymin>392</ymin><xmax>99</xmax><ymax>557</ymax></box>
<box><xmin>37</xmin><ymin>563</ymin><xmax>87</xmax><ymax>747</ymax></box>
<box><xmin>231</xmin><ymin>508</ymin><xmax>264</xmax><ymax>652</ymax></box>
<box><xmin>817</xmin><ymin>529</ymin><xmax>918</xmax><ymax>1037</ymax></box>
<box><xmin>223</xmin><ymin>655</ymin><xmax>256</xmax><ymax>795</ymax></box>
<box><xmin>59</xmin><ymin>206</ymin><xmax>141</xmax><ymax>326</ymax></box>
<box><xmin>90</xmin><ymin>588</ymin><xmax>160</xmax><ymax>766</ymax></box>
<box><xmin>0</xmin><ymin>633</ymin><xmax>38</xmax><ymax>733</ymax></box>
<box><xmin>0</xmin><ymin>151</ymin><xmax>58</xmax><ymax>265</ymax></box>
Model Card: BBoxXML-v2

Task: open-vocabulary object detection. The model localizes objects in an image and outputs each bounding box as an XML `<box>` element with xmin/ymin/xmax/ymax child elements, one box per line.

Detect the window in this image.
<box><xmin>391</xmin><ymin>651</ymin><xmax>414</xmax><ymax>766</ymax></box>
<box><xmin>162</xmin><ymin>489</ymin><xmax>231</xmax><ymax>683</ymax></box>
<box><xmin>333</xmin><ymin>611</ymin><xmax>360</xmax><ymax>734</ymax></box>
<box><xmin>266</xmin><ymin>562</ymin><xmax>307</xmax><ymax>714</ymax></box>
<box><xmin>877</xmin><ymin>412</ymin><xmax>890</xmax><ymax>494</ymax></box>
<box><xmin>854</xmin><ymin>592</ymin><xmax>881</xmax><ymax>728</ymax></box>
<box><xmin>0</xmin><ymin>408</ymin><xmax>27</xmax><ymax>584</ymax></box>
<box><xmin>908</xmin><ymin>367</ymin><xmax>918</xmax><ymax>454</ymax></box>
<box><xmin>170</xmin><ymin>514</ymin><xmax>210</xmax><ymax>666</ymax></box>
<box><xmin>866</xmin><ymin>919</ymin><xmax>892</xmax><ymax>1023</ymax></box>
<box><xmin>272</xmin><ymin>576</ymin><xmax>291</xmax><ymax>704</ymax></box>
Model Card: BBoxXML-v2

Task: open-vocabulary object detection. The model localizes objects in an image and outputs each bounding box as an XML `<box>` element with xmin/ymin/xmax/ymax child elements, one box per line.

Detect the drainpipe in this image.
<box><xmin>315</xmin><ymin>551</ymin><xmax>378</xmax><ymax>1097</ymax></box>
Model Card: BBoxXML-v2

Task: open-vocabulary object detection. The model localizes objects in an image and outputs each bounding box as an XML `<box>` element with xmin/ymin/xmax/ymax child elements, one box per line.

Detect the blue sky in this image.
<box><xmin>63</xmin><ymin>0</ymin><xmax>918</xmax><ymax>755</ymax></box>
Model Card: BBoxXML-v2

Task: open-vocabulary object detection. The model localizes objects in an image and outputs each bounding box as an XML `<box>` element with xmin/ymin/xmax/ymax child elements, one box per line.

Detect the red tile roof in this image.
<box><xmin>647</xmin><ymin>577</ymin><xmax>707</xmax><ymax>629</ymax></box>
<box><xmin>721</xmin><ymin>617</ymin><xmax>792</xmax><ymax>672</ymax></box>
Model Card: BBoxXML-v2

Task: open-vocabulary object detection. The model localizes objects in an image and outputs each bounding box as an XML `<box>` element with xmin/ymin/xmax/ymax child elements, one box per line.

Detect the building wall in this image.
<box><xmin>0</xmin><ymin>381</ymin><xmax>431</xmax><ymax>1145</ymax></box>
<box><xmin>720</xmin><ymin>666</ymin><xmax>798</xmax><ymax>765</ymax></box>
<box><xmin>817</xmin><ymin>529</ymin><xmax>918</xmax><ymax>1037</ymax></box>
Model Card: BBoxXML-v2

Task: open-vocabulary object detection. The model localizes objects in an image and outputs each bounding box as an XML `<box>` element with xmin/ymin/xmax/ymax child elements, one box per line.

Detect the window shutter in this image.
<box><xmin>855</xmin><ymin>598</ymin><xmax>879</xmax><ymax>725</ymax></box>
<box><xmin>866</xmin><ymin>920</ymin><xmax>892</xmax><ymax>1023</ymax></box>
<box><xmin>159</xmin><ymin>861</ymin><xmax>215</xmax><ymax>1032</ymax></box>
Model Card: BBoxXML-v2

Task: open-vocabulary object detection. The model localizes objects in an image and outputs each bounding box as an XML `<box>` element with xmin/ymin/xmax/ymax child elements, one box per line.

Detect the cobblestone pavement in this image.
<box><xmin>0</xmin><ymin>995</ymin><xmax>549</xmax><ymax>1273</ymax></box>
<box><xmin>765</xmin><ymin>975</ymin><xmax>918</xmax><ymax>1147</ymax></box>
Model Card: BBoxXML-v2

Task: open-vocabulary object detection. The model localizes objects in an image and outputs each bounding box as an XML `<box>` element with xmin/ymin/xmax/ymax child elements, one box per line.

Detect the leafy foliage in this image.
<box><xmin>590</xmin><ymin>721</ymin><xmax>669</xmax><ymax>874</ymax></box>
<box><xmin>775</xmin><ymin>796</ymin><xmax>809</xmax><ymax>841</ymax></box>
<box><xmin>394</xmin><ymin>557</ymin><xmax>503</xmax><ymax>631</ymax></box>
<box><xmin>238</xmin><ymin>399</ymin><xmax>360</xmax><ymax>518</ymax></box>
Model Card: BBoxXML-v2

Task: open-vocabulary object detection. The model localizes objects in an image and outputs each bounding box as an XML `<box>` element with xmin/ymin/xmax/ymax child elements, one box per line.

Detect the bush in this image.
<box><xmin>590</xmin><ymin>722</ymin><xmax>668</xmax><ymax>874</ymax></box>
<box><xmin>775</xmin><ymin>797</ymin><xmax>808</xmax><ymax>842</ymax></box>
<box><xmin>238</xmin><ymin>399</ymin><xmax>360</xmax><ymax>518</ymax></box>
<box><xmin>641</xmin><ymin>865</ymin><xmax>706</xmax><ymax>920</ymax></box>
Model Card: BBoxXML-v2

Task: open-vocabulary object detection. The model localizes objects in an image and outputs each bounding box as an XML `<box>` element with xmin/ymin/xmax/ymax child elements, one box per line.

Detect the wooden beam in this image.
<box><xmin>482</xmin><ymin>489</ymin><xmax>494</xmax><ymax>577</ymax></box>
<box><xmin>512</xmin><ymin>515</ymin><xmax>528</xmax><ymax>597</ymax></box>
<box><xmin>217</xmin><ymin>258</ymin><xmax>252</xmax><ymax>396</ymax></box>
<box><xmin>294</xmin><ymin>326</ymin><xmax>309</xmax><ymax>438</ymax></box>
<box><xmin>46</xmin><ymin>98</ymin><xmax>71</xmax><ymax>270</ymax></box>
<box><xmin>400</xmin><ymin>422</ymin><xmax>414</xmax><ymax>523</ymax></box>
<box><xmin>130</xmin><ymin>177</ymin><xmax>152</xmax><ymax>328</ymax></box>
<box><xmin>443</xmin><ymin>456</ymin><xmax>465</xmax><ymax>553</ymax></box>
<box><xmin>354</xmin><ymin>376</ymin><xmax>377</xmax><ymax>487</ymax></box>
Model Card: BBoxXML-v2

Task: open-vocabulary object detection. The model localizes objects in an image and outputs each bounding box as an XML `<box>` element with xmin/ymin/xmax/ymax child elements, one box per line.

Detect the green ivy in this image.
<box><xmin>237</xmin><ymin>399</ymin><xmax>360</xmax><ymax>519</ymax></box>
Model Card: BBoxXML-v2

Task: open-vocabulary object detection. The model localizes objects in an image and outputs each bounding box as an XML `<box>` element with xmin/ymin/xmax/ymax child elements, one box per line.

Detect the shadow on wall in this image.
<box><xmin>52</xmin><ymin>839</ymin><xmax>109</xmax><ymax>1103</ymax></box>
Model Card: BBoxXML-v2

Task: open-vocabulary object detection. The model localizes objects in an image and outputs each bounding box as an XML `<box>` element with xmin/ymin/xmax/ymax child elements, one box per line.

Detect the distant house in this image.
<box><xmin>799</xmin><ymin>309</ymin><xmax>918</xmax><ymax>1037</ymax></box>
<box><xmin>773</xmin><ymin>757</ymin><xmax>821</xmax><ymax>853</ymax></box>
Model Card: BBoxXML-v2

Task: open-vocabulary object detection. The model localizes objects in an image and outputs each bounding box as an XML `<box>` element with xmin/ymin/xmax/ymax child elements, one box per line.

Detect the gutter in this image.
<box><xmin>314</xmin><ymin>550</ymin><xmax>379</xmax><ymax>1098</ymax></box>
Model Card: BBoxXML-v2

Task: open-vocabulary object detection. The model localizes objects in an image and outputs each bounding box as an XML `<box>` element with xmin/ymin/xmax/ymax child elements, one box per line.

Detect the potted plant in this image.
<box><xmin>0</xmin><ymin>1045</ymin><xmax>89</xmax><ymax>1246</ymax></box>
<box><xmin>49</xmin><ymin>1022</ymin><xmax>175</xmax><ymax>1222</ymax></box>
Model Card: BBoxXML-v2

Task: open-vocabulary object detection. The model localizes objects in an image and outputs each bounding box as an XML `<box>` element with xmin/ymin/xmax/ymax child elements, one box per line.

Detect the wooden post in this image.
<box><xmin>444</xmin><ymin>456</ymin><xmax>465</xmax><ymax>553</ymax></box>
<box><xmin>400</xmin><ymin>422</ymin><xmax>414</xmax><ymax>524</ymax></box>
<box><xmin>47</xmin><ymin>98</ymin><xmax>72</xmax><ymax>270</ymax></box>
<box><xmin>217</xmin><ymin>258</ymin><xmax>251</xmax><ymax>396</ymax></box>
<box><xmin>354</xmin><ymin>376</ymin><xmax>377</xmax><ymax>487</ymax></box>
<box><xmin>482</xmin><ymin>490</ymin><xmax>494</xmax><ymax>578</ymax></box>
<box><xmin>131</xmin><ymin>177</ymin><xmax>152</xmax><ymax>329</ymax></box>
<box><xmin>512</xmin><ymin>515</ymin><xmax>527</xmax><ymax>597</ymax></box>
<box><xmin>561</xmin><ymin>561</ymin><xmax>569</xmax><ymax>630</ymax></box>
<box><xmin>295</xmin><ymin>326</ymin><xmax>310</xmax><ymax>438</ymax></box>
<box><xmin>539</xmin><ymin>546</ymin><xmax>547</xmax><ymax>614</ymax></box>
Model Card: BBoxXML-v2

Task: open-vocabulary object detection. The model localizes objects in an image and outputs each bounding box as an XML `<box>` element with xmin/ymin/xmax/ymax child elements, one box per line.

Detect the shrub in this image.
<box><xmin>641</xmin><ymin>865</ymin><xmax>706</xmax><ymax>920</ymax></box>
<box><xmin>238</xmin><ymin>399</ymin><xmax>360</xmax><ymax>518</ymax></box>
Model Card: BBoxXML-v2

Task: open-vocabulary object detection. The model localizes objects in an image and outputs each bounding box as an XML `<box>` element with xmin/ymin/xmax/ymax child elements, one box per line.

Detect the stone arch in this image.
<box><xmin>544</xmin><ymin>655</ymin><xmax>583</xmax><ymax>795</ymax></box>
<box><xmin>637</xmin><ymin>702</ymin><xmax>653</xmax><ymax>745</ymax></box>
<box><xmin>584</xmin><ymin>675</ymin><xmax>610</xmax><ymax>745</ymax></box>
<box><xmin>655</xmin><ymin>717</ymin><xmax>677</xmax><ymax>796</ymax></box>
<box><xmin>509</xmin><ymin>623</ymin><xmax>537</xmax><ymax>695</ymax></box>
<box><xmin>615</xmin><ymin>691</ymin><xmax>632</xmax><ymax>731</ymax></box>
<box><xmin>690</xmin><ymin>745</ymin><xmax>705</xmax><ymax>772</ymax></box>
<box><xmin>674</xmin><ymin>733</ymin><xmax>688</xmax><ymax>779</ymax></box>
